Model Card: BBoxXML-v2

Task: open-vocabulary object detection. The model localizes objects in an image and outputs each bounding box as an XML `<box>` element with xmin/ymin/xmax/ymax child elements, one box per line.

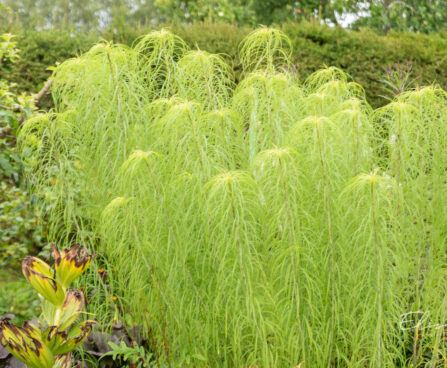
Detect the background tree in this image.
<box><xmin>353</xmin><ymin>0</ymin><xmax>447</xmax><ymax>33</ymax></box>
<box><xmin>252</xmin><ymin>0</ymin><xmax>360</xmax><ymax>25</ymax></box>
<box><xmin>0</xmin><ymin>0</ymin><xmax>161</xmax><ymax>30</ymax></box>
<box><xmin>2</xmin><ymin>0</ymin><xmax>447</xmax><ymax>34</ymax></box>
<box><xmin>154</xmin><ymin>0</ymin><xmax>254</xmax><ymax>23</ymax></box>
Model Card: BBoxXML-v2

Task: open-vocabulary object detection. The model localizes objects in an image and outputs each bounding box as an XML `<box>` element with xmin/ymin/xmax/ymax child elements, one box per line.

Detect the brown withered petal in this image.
<box><xmin>52</xmin><ymin>244</ymin><xmax>61</xmax><ymax>266</ymax></box>
<box><xmin>53</xmin><ymin>244</ymin><xmax>96</xmax><ymax>269</ymax></box>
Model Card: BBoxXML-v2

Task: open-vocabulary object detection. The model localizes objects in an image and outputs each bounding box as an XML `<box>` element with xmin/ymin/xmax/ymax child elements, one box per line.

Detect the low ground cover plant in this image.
<box><xmin>19</xmin><ymin>27</ymin><xmax>447</xmax><ymax>367</ymax></box>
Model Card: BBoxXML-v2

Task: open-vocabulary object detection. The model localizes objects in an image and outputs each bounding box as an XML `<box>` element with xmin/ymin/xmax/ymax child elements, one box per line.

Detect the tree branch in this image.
<box><xmin>34</xmin><ymin>78</ymin><xmax>53</xmax><ymax>106</ymax></box>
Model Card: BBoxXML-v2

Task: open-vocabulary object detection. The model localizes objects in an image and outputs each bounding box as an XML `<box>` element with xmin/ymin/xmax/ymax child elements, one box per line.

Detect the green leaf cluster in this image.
<box><xmin>20</xmin><ymin>27</ymin><xmax>447</xmax><ymax>367</ymax></box>
<box><xmin>0</xmin><ymin>33</ymin><xmax>47</xmax><ymax>271</ymax></box>
<box><xmin>3</xmin><ymin>22</ymin><xmax>447</xmax><ymax>109</ymax></box>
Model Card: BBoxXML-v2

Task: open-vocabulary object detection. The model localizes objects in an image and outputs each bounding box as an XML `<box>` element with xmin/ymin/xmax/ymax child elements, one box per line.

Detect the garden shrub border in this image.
<box><xmin>2</xmin><ymin>21</ymin><xmax>447</xmax><ymax>107</ymax></box>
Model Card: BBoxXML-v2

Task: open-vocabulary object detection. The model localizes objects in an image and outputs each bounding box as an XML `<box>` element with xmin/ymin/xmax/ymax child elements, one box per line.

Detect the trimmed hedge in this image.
<box><xmin>3</xmin><ymin>21</ymin><xmax>447</xmax><ymax>107</ymax></box>
<box><xmin>0</xmin><ymin>30</ymin><xmax>98</xmax><ymax>94</ymax></box>
<box><xmin>283</xmin><ymin>22</ymin><xmax>447</xmax><ymax>107</ymax></box>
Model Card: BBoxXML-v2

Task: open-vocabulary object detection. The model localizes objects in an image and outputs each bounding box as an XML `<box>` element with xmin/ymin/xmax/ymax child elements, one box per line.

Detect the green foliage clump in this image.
<box><xmin>0</xmin><ymin>268</ymin><xmax>41</xmax><ymax>323</ymax></box>
<box><xmin>4</xmin><ymin>22</ymin><xmax>447</xmax><ymax>109</ymax></box>
<box><xmin>0</xmin><ymin>183</ymin><xmax>47</xmax><ymax>268</ymax></box>
<box><xmin>0</xmin><ymin>33</ymin><xmax>48</xmax><ymax>270</ymax></box>
<box><xmin>20</xmin><ymin>26</ymin><xmax>447</xmax><ymax>367</ymax></box>
<box><xmin>0</xmin><ymin>30</ymin><xmax>97</xmax><ymax>95</ymax></box>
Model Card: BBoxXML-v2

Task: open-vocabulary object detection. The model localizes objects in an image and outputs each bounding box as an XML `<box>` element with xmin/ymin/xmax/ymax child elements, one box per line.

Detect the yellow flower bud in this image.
<box><xmin>53</xmin><ymin>244</ymin><xmax>94</xmax><ymax>288</ymax></box>
<box><xmin>22</xmin><ymin>257</ymin><xmax>65</xmax><ymax>307</ymax></box>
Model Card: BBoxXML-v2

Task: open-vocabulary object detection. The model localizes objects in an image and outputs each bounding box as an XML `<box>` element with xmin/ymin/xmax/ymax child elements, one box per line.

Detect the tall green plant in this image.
<box><xmin>19</xmin><ymin>26</ymin><xmax>447</xmax><ymax>367</ymax></box>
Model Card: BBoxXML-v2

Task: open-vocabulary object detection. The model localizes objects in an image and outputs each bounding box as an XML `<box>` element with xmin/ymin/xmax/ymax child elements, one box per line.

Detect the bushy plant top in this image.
<box><xmin>4</xmin><ymin>22</ymin><xmax>447</xmax><ymax>109</ymax></box>
<box><xmin>20</xmin><ymin>27</ymin><xmax>447</xmax><ymax>367</ymax></box>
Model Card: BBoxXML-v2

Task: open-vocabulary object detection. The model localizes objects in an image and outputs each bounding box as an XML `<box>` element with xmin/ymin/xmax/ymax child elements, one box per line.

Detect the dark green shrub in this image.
<box><xmin>0</xmin><ymin>32</ymin><xmax>48</xmax><ymax>271</ymax></box>
<box><xmin>0</xmin><ymin>29</ymin><xmax>97</xmax><ymax>93</ymax></box>
<box><xmin>283</xmin><ymin>21</ymin><xmax>447</xmax><ymax>106</ymax></box>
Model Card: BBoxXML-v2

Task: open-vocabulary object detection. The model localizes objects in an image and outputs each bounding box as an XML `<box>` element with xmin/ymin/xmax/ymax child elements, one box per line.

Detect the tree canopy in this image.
<box><xmin>1</xmin><ymin>0</ymin><xmax>447</xmax><ymax>33</ymax></box>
